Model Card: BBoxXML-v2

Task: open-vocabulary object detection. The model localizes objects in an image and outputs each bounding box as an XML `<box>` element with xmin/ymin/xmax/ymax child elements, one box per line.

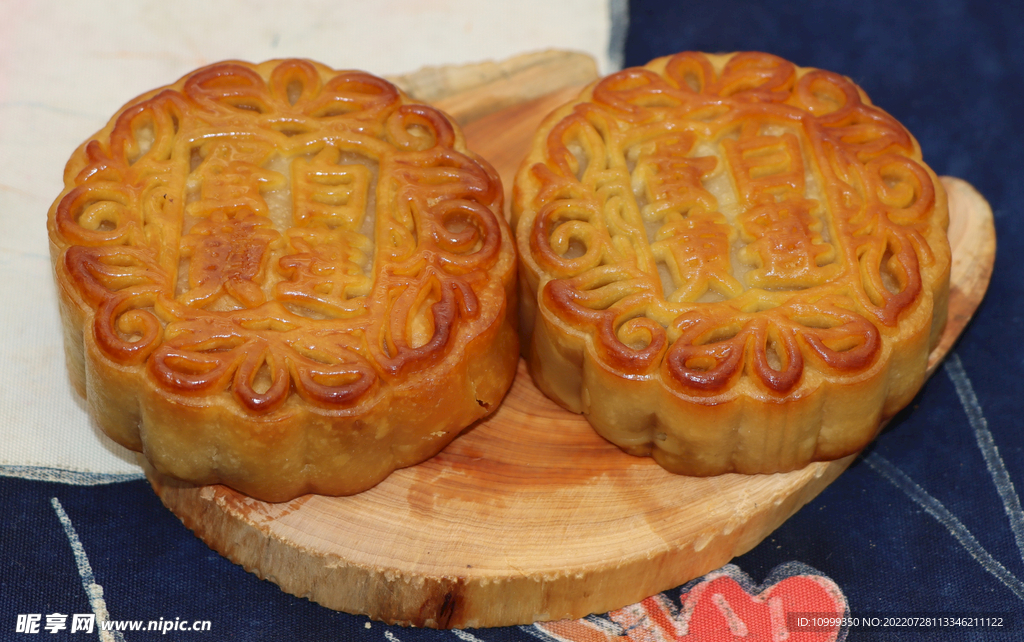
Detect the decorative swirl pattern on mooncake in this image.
<box><xmin>514</xmin><ymin>52</ymin><xmax>949</xmax><ymax>475</ymax></box>
<box><xmin>49</xmin><ymin>60</ymin><xmax>517</xmax><ymax>500</ymax></box>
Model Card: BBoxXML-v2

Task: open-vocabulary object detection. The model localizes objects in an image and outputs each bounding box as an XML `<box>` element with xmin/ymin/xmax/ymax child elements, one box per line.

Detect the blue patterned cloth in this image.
<box><xmin>4</xmin><ymin>1</ymin><xmax>1023</xmax><ymax>640</ymax></box>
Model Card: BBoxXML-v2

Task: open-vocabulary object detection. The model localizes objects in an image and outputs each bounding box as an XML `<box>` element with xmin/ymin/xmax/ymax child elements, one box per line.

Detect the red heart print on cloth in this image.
<box><xmin>534</xmin><ymin>563</ymin><xmax>848</xmax><ymax>642</ymax></box>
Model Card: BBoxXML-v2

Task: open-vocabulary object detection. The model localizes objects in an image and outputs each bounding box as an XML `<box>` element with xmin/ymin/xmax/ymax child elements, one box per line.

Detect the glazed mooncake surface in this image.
<box><xmin>513</xmin><ymin>51</ymin><xmax>950</xmax><ymax>475</ymax></box>
<box><xmin>48</xmin><ymin>59</ymin><xmax>518</xmax><ymax>501</ymax></box>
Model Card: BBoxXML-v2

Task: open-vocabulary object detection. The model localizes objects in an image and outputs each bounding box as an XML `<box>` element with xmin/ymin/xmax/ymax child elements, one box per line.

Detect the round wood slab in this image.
<box><xmin>145</xmin><ymin>174</ymin><xmax>994</xmax><ymax>629</ymax></box>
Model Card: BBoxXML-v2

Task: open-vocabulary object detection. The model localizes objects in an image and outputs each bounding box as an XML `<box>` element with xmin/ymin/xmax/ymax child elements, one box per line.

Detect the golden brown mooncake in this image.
<box><xmin>48</xmin><ymin>59</ymin><xmax>518</xmax><ymax>502</ymax></box>
<box><xmin>513</xmin><ymin>51</ymin><xmax>950</xmax><ymax>476</ymax></box>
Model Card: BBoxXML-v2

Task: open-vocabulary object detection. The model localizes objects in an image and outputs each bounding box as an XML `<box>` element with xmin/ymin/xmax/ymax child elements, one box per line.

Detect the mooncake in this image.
<box><xmin>513</xmin><ymin>51</ymin><xmax>950</xmax><ymax>475</ymax></box>
<box><xmin>49</xmin><ymin>59</ymin><xmax>518</xmax><ymax>501</ymax></box>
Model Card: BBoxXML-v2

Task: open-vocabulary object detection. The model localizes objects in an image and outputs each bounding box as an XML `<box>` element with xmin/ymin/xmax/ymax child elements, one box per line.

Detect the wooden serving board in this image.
<box><xmin>144</xmin><ymin>55</ymin><xmax>997</xmax><ymax>629</ymax></box>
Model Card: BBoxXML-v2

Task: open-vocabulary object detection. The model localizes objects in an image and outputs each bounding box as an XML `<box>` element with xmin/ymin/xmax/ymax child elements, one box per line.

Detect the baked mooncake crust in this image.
<box><xmin>48</xmin><ymin>59</ymin><xmax>518</xmax><ymax>502</ymax></box>
<box><xmin>513</xmin><ymin>51</ymin><xmax>950</xmax><ymax>475</ymax></box>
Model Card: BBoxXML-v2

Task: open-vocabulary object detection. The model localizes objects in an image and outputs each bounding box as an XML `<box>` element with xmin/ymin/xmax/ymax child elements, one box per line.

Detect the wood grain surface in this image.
<box><xmin>145</xmin><ymin>57</ymin><xmax>997</xmax><ymax>630</ymax></box>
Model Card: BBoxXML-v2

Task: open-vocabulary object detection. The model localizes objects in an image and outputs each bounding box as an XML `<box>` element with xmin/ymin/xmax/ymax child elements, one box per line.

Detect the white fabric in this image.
<box><xmin>0</xmin><ymin>0</ymin><xmax>614</xmax><ymax>478</ymax></box>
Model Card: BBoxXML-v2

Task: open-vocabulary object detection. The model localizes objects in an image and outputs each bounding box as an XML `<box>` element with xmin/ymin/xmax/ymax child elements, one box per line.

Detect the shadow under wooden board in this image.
<box><xmin>145</xmin><ymin>64</ymin><xmax>997</xmax><ymax>629</ymax></box>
